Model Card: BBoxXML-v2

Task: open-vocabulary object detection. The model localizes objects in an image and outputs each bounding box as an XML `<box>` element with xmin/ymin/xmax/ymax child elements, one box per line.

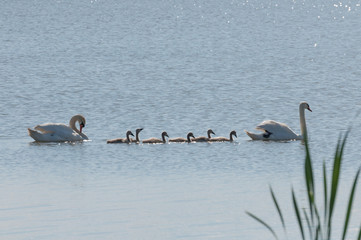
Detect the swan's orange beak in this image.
<box><xmin>307</xmin><ymin>107</ymin><xmax>312</xmax><ymax>112</ymax></box>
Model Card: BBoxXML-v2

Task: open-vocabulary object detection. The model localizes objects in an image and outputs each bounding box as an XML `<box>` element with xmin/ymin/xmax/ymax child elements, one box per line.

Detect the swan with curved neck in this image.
<box><xmin>209</xmin><ymin>130</ymin><xmax>237</xmax><ymax>142</ymax></box>
<box><xmin>142</xmin><ymin>131</ymin><xmax>169</xmax><ymax>144</ymax></box>
<box><xmin>169</xmin><ymin>132</ymin><xmax>195</xmax><ymax>143</ymax></box>
<box><xmin>245</xmin><ymin>102</ymin><xmax>312</xmax><ymax>141</ymax></box>
<box><xmin>28</xmin><ymin>114</ymin><xmax>88</xmax><ymax>142</ymax></box>
<box><xmin>192</xmin><ymin>129</ymin><xmax>215</xmax><ymax>142</ymax></box>
<box><xmin>107</xmin><ymin>130</ymin><xmax>134</xmax><ymax>144</ymax></box>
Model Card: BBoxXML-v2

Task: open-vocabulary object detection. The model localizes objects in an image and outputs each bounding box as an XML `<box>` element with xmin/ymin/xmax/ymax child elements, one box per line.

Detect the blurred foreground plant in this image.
<box><xmin>246</xmin><ymin>132</ymin><xmax>361</xmax><ymax>240</ymax></box>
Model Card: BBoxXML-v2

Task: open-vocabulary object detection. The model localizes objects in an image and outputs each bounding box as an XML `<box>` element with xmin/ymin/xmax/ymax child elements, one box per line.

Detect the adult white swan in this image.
<box><xmin>28</xmin><ymin>115</ymin><xmax>88</xmax><ymax>142</ymax></box>
<box><xmin>245</xmin><ymin>102</ymin><xmax>312</xmax><ymax>141</ymax></box>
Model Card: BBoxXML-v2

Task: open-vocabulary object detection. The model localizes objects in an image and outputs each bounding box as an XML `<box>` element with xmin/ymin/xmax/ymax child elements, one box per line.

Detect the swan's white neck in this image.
<box><xmin>299</xmin><ymin>104</ymin><xmax>308</xmax><ymax>140</ymax></box>
<box><xmin>68</xmin><ymin>115</ymin><xmax>88</xmax><ymax>140</ymax></box>
<box><xmin>69</xmin><ymin>116</ymin><xmax>81</xmax><ymax>134</ymax></box>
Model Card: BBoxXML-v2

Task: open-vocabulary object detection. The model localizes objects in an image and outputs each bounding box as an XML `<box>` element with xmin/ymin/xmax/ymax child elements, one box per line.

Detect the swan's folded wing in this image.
<box><xmin>256</xmin><ymin>120</ymin><xmax>298</xmax><ymax>139</ymax></box>
<box><xmin>35</xmin><ymin>123</ymin><xmax>84</xmax><ymax>140</ymax></box>
<box><xmin>35</xmin><ymin>123</ymin><xmax>69</xmax><ymax>134</ymax></box>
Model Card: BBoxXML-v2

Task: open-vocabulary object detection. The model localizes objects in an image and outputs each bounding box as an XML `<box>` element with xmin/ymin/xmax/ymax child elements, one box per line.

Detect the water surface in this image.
<box><xmin>1</xmin><ymin>0</ymin><xmax>361</xmax><ymax>239</ymax></box>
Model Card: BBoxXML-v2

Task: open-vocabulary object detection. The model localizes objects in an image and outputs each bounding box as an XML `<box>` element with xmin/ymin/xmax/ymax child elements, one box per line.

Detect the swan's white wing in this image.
<box><xmin>35</xmin><ymin>123</ymin><xmax>70</xmax><ymax>133</ymax></box>
<box><xmin>256</xmin><ymin>120</ymin><xmax>299</xmax><ymax>140</ymax></box>
<box><xmin>79</xmin><ymin>132</ymin><xmax>88</xmax><ymax>140</ymax></box>
<box><xmin>33</xmin><ymin>123</ymin><xmax>84</xmax><ymax>141</ymax></box>
<box><xmin>28</xmin><ymin>128</ymin><xmax>70</xmax><ymax>142</ymax></box>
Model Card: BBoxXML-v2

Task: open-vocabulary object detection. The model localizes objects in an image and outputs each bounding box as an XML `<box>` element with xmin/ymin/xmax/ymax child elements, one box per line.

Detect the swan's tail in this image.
<box><xmin>28</xmin><ymin>128</ymin><xmax>42</xmax><ymax>141</ymax></box>
<box><xmin>244</xmin><ymin>130</ymin><xmax>262</xmax><ymax>140</ymax></box>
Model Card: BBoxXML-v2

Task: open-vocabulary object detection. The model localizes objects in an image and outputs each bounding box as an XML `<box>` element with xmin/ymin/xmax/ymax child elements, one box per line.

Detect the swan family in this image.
<box><xmin>27</xmin><ymin>102</ymin><xmax>312</xmax><ymax>143</ymax></box>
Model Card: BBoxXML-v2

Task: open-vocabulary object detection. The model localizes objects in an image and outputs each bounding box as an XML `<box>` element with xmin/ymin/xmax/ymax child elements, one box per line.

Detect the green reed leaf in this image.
<box><xmin>304</xmin><ymin>138</ymin><xmax>315</xmax><ymax>223</ymax></box>
<box><xmin>315</xmin><ymin>224</ymin><xmax>321</xmax><ymax>240</ymax></box>
<box><xmin>292</xmin><ymin>188</ymin><xmax>305</xmax><ymax>240</ymax></box>
<box><xmin>313</xmin><ymin>200</ymin><xmax>323</xmax><ymax>240</ymax></box>
<box><xmin>303</xmin><ymin>208</ymin><xmax>313</xmax><ymax>240</ymax></box>
<box><xmin>246</xmin><ymin>211</ymin><xmax>279</xmax><ymax>240</ymax></box>
<box><xmin>327</xmin><ymin>132</ymin><xmax>348</xmax><ymax>239</ymax></box>
<box><xmin>323</xmin><ymin>160</ymin><xmax>328</xmax><ymax>221</ymax></box>
<box><xmin>342</xmin><ymin>168</ymin><xmax>360</xmax><ymax>240</ymax></box>
<box><xmin>270</xmin><ymin>186</ymin><xmax>286</xmax><ymax>231</ymax></box>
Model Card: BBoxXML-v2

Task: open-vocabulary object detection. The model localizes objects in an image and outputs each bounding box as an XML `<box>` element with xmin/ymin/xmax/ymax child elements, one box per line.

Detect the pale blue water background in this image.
<box><xmin>1</xmin><ymin>0</ymin><xmax>361</xmax><ymax>239</ymax></box>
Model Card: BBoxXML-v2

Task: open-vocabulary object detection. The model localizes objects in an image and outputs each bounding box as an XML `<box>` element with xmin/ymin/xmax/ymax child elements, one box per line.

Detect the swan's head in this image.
<box><xmin>162</xmin><ymin>131</ymin><xmax>169</xmax><ymax>138</ymax></box>
<box><xmin>230</xmin><ymin>130</ymin><xmax>237</xmax><ymax>138</ymax></box>
<box><xmin>300</xmin><ymin>102</ymin><xmax>312</xmax><ymax>112</ymax></box>
<box><xmin>69</xmin><ymin>115</ymin><xmax>86</xmax><ymax>133</ymax></box>
<box><xmin>78</xmin><ymin>116</ymin><xmax>86</xmax><ymax>133</ymax></box>
<box><xmin>79</xmin><ymin>123</ymin><xmax>85</xmax><ymax>133</ymax></box>
<box><xmin>207</xmin><ymin>129</ymin><xmax>216</xmax><ymax>136</ymax></box>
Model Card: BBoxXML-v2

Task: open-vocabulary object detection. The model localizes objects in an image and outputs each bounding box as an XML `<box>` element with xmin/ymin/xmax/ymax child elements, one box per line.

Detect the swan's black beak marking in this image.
<box><xmin>307</xmin><ymin>107</ymin><xmax>312</xmax><ymax>112</ymax></box>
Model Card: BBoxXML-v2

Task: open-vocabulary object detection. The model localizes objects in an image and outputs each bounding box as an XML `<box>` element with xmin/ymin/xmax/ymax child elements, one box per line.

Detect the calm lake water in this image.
<box><xmin>1</xmin><ymin>0</ymin><xmax>361</xmax><ymax>239</ymax></box>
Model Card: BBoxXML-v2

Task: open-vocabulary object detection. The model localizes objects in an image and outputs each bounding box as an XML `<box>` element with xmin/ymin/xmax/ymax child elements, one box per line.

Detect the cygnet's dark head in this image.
<box><xmin>126</xmin><ymin>130</ymin><xmax>134</xmax><ymax>137</ymax></box>
<box><xmin>136</xmin><ymin>128</ymin><xmax>144</xmax><ymax>134</ymax></box>
<box><xmin>187</xmin><ymin>132</ymin><xmax>195</xmax><ymax>139</ymax></box>
<box><xmin>207</xmin><ymin>129</ymin><xmax>215</xmax><ymax>136</ymax></box>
